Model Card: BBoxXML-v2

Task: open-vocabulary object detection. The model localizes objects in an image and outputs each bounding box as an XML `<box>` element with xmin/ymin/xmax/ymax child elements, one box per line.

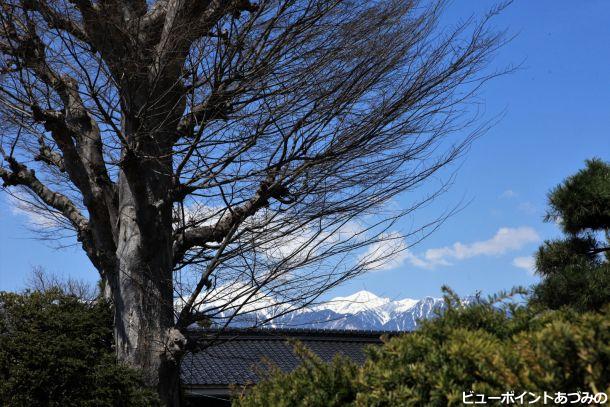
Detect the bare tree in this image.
<box><xmin>26</xmin><ymin>265</ymin><xmax>100</xmax><ymax>301</ymax></box>
<box><xmin>0</xmin><ymin>0</ymin><xmax>507</xmax><ymax>404</ymax></box>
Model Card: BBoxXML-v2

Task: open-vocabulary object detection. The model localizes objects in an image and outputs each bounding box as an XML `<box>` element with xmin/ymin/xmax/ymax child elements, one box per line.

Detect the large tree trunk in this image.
<box><xmin>111</xmin><ymin>124</ymin><xmax>186</xmax><ymax>405</ymax></box>
<box><xmin>111</xmin><ymin>192</ymin><xmax>184</xmax><ymax>404</ymax></box>
<box><xmin>110</xmin><ymin>260</ymin><xmax>182</xmax><ymax>405</ymax></box>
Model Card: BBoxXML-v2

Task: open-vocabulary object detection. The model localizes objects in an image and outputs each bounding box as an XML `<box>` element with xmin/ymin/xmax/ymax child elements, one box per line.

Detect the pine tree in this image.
<box><xmin>531</xmin><ymin>158</ymin><xmax>610</xmax><ymax>311</ymax></box>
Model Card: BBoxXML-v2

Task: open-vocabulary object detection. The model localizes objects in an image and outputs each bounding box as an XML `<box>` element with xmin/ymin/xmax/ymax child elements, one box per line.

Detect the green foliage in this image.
<box><xmin>0</xmin><ymin>289</ymin><xmax>159</xmax><ymax>407</ymax></box>
<box><xmin>233</xmin><ymin>343</ymin><xmax>359</xmax><ymax>407</ymax></box>
<box><xmin>531</xmin><ymin>259</ymin><xmax>610</xmax><ymax>312</ymax></box>
<box><xmin>532</xmin><ymin>159</ymin><xmax>610</xmax><ymax>311</ymax></box>
<box><xmin>546</xmin><ymin>158</ymin><xmax>610</xmax><ymax>235</ymax></box>
<box><xmin>235</xmin><ymin>295</ymin><xmax>610</xmax><ymax>407</ymax></box>
<box><xmin>355</xmin><ymin>304</ymin><xmax>610</xmax><ymax>406</ymax></box>
<box><xmin>535</xmin><ymin>236</ymin><xmax>601</xmax><ymax>275</ymax></box>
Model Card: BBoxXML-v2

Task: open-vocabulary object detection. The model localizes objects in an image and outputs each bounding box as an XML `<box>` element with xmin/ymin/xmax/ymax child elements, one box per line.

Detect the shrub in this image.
<box><xmin>0</xmin><ymin>289</ymin><xmax>159</xmax><ymax>407</ymax></box>
<box><xmin>233</xmin><ymin>345</ymin><xmax>359</xmax><ymax>407</ymax></box>
<box><xmin>235</xmin><ymin>294</ymin><xmax>610</xmax><ymax>407</ymax></box>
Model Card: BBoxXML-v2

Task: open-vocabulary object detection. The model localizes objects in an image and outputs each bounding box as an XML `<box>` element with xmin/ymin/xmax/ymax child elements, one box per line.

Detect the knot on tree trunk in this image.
<box><xmin>162</xmin><ymin>328</ymin><xmax>188</xmax><ymax>364</ymax></box>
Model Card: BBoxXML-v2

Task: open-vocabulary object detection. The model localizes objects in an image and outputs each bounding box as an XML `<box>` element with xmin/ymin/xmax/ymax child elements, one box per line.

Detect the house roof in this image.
<box><xmin>180</xmin><ymin>328</ymin><xmax>393</xmax><ymax>387</ymax></box>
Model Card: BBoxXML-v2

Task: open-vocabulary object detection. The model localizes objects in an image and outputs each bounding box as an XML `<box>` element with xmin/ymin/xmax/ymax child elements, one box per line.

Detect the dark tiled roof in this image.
<box><xmin>180</xmin><ymin>328</ymin><xmax>392</xmax><ymax>386</ymax></box>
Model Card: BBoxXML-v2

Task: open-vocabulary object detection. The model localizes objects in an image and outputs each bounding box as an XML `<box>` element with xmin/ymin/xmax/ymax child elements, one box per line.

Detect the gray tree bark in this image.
<box><xmin>110</xmin><ymin>85</ymin><xmax>188</xmax><ymax>402</ymax></box>
<box><xmin>112</xmin><ymin>169</ymin><xmax>182</xmax><ymax>404</ymax></box>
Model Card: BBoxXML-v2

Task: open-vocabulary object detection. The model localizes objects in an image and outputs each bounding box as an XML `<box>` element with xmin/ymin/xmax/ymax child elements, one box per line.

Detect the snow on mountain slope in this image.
<box><xmin>394</xmin><ymin>298</ymin><xmax>419</xmax><ymax>313</ymax></box>
<box><xmin>206</xmin><ymin>290</ymin><xmax>450</xmax><ymax>331</ymax></box>
<box><xmin>320</xmin><ymin>290</ymin><xmax>391</xmax><ymax>315</ymax></box>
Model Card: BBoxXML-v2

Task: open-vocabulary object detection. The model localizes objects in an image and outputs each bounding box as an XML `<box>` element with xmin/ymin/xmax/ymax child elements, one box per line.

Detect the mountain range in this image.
<box><xmin>218</xmin><ymin>290</ymin><xmax>448</xmax><ymax>331</ymax></box>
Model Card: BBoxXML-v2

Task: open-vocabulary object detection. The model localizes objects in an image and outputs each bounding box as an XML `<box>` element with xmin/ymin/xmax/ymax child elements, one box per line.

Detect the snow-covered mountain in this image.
<box><xmin>213</xmin><ymin>290</ymin><xmax>449</xmax><ymax>331</ymax></box>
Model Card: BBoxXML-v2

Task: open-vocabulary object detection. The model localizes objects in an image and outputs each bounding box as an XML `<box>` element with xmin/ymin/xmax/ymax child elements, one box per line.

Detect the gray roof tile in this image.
<box><xmin>180</xmin><ymin>328</ymin><xmax>390</xmax><ymax>386</ymax></box>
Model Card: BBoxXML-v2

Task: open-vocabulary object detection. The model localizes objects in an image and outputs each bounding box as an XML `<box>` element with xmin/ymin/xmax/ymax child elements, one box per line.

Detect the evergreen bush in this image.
<box><xmin>0</xmin><ymin>289</ymin><xmax>159</xmax><ymax>407</ymax></box>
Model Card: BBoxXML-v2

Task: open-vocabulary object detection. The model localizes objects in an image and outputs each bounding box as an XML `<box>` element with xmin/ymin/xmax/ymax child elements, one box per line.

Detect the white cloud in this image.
<box><xmin>359</xmin><ymin>232</ymin><xmax>409</xmax><ymax>272</ymax></box>
<box><xmin>405</xmin><ymin>227</ymin><xmax>540</xmax><ymax>269</ymax></box>
<box><xmin>403</xmin><ymin>249</ymin><xmax>434</xmax><ymax>268</ymax></box>
<box><xmin>7</xmin><ymin>191</ymin><xmax>65</xmax><ymax>229</ymax></box>
<box><xmin>500</xmin><ymin>189</ymin><xmax>518</xmax><ymax>199</ymax></box>
<box><xmin>513</xmin><ymin>256</ymin><xmax>536</xmax><ymax>275</ymax></box>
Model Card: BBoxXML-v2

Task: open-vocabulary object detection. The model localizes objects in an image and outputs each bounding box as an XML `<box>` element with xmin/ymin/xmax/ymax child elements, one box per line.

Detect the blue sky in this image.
<box><xmin>1</xmin><ymin>1</ymin><xmax>609</xmax><ymax>301</ymax></box>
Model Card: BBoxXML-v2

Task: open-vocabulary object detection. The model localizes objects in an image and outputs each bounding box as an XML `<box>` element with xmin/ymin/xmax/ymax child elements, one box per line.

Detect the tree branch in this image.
<box><xmin>34</xmin><ymin>136</ymin><xmax>66</xmax><ymax>172</ymax></box>
<box><xmin>175</xmin><ymin>88</ymin><xmax>234</xmax><ymax>139</ymax></box>
<box><xmin>1</xmin><ymin>10</ymin><xmax>119</xmax><ymax>260</ymax></box>
<box><xmin>151</xmin><ymin>0</ymin><xmax>258</xmax><ymax>79</ymax></box>
<box><xmin>23</xmin><ymin>0</ymin><xmax>90</xmax><ymax>44</ymax></box>
<box><xmin>172</xmin><ymin>175</ymin><xmax>290</xmax><ymax>265</ymax></box>
<box><xmin>590</xmin><ymin>246</ymin><xmax>610</xmax><ymax>255</ymax></box>
<box><xmin>0</xmin><ymin>153</ymin><xmax>88</xmax><ymax>236</ymax></box>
